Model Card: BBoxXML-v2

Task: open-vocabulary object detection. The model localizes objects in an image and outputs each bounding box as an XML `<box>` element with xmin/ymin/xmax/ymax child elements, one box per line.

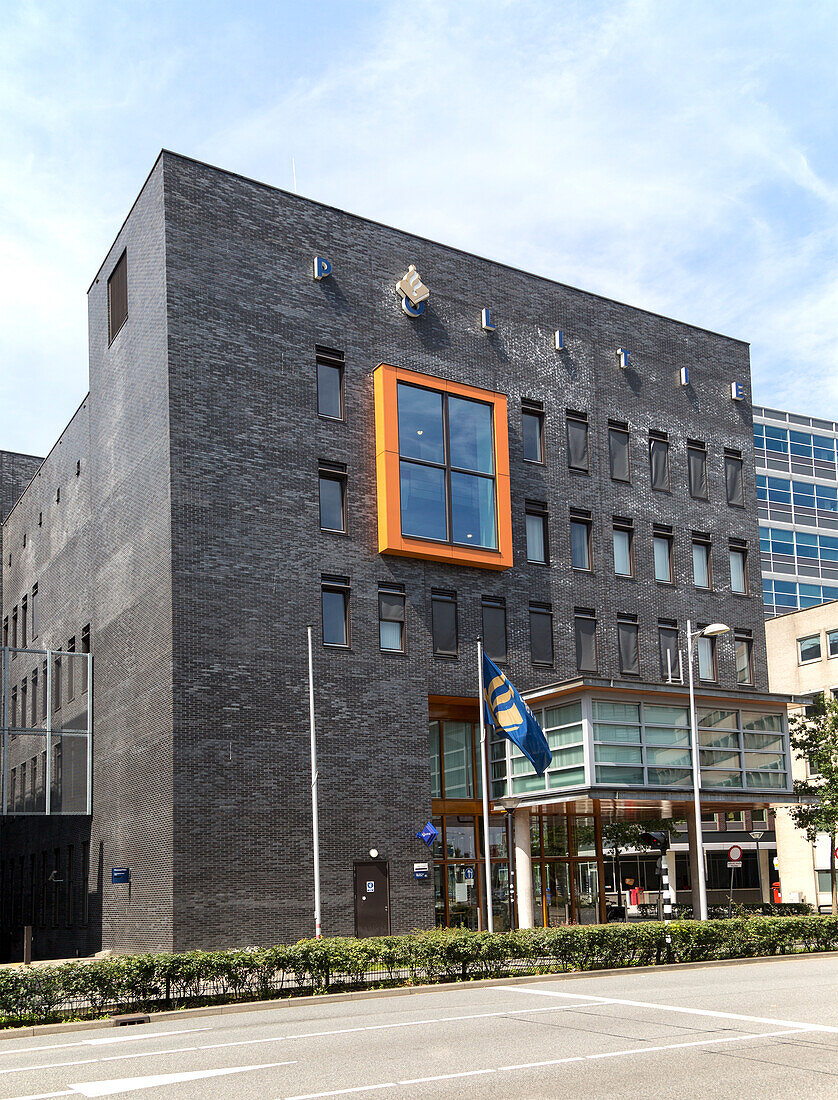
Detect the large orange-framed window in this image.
<box><xmin>374</xmin><ymin>363</ymin><xmax>512</xmax><ymax>569</ymax></box>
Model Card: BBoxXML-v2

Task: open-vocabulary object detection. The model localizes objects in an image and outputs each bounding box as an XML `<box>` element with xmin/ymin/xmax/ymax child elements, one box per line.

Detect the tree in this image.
<box><xmin>600</xmin><ymin>817</ymin><xmax>684</xmax><ymax>920</ymax></box>
<box><xmin>788</xmin><ymin>692</ymin><xmax>838</xmax><ymax>915</ymax></box>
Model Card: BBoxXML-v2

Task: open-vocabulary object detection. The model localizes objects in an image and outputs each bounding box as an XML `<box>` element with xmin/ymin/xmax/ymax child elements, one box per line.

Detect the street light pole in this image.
<box><xmin>686</xmin><ymin>619</ymin><xmax>708</xmax><ymax>921</ymax></box>
<box><xmin>750</xmin><ymin>828</ymin><xmax>765</xmax><ymax>903</ymax></box>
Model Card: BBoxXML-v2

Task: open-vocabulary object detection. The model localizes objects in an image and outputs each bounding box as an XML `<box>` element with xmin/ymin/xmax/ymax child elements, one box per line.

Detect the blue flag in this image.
<box><xmin>482</xmin><ymin>652</ymin><xmax>552</xmax><ymax>776</ymax></box>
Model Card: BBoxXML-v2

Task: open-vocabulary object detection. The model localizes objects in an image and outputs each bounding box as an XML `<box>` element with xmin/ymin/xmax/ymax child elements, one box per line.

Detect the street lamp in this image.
<box><xmin>686</xmin><ymin>619</ymin><xmax>730</xmax><ymax>921</ymax></box>
<box><xmin>750</xmin><ymin>828</ymin><xmax>766</xmax><ymax>902</ymax></box>
<box><xmin>495</xmin><ymin>796</ymin><xmax>521</xmax><ymax>930</ymax></box>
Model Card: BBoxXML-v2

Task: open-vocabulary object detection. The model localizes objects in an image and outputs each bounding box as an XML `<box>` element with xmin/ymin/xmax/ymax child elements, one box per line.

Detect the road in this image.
<box><xmin>1</xmin><ymin>955</ymin><xmax>837</xmax><ymax>1098</ymax></box>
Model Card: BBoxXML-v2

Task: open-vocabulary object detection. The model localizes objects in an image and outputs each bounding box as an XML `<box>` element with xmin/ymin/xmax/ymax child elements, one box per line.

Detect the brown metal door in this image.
<box><xmin>354</xmin><ymin>861</ymin><xmax>390</xmax><ymax>937</ymax></box>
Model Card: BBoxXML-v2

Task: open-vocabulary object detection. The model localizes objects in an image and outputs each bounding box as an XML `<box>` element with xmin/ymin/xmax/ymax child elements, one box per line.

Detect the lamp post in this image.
<box><xmin>750</xmin><ymin>828</ymin><xmax>765</xmax><ymax>902</ymax></box>
<box><xmin>686</xmin><ymin>619</ymin><xmax>730</xmax><ymax>921</ymax></box>
<box><xmin>496</xmin><ymin>795</ymin><xmax>521</xmax><ymax>930</ymax></box>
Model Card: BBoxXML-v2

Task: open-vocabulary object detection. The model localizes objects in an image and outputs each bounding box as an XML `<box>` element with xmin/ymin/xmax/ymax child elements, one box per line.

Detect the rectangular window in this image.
<box><xmin>80</xmin><ymin>625</ymin><xmax>90</xmax><ymax>695</ymax></box>
<box><xmin>697</xmin><ymin>633</ymin><xmax>716</xmax><ymax>681</ymax></box>
<box><xmin>529</xmin><ymin>602</ymin><xmax>554</xmax><ymax>666</ymax></box>
<box><xmin>649</xmin><ymin>431</ymin><xmax>670</xmax><ymax>491</ymax></box>
<box><xmin>30</xmin><ymin>667</ymin><xmax>38</xmax><ymax>726</ymax></box>
<box><xmin>798</xmin><ymin>634</ymin><xmax>821</xmax><ymax>663</ymax></box>
<box><xmin>107</xmin><ymin>250</ymin><xmax>128</xmax><ymax>344</ymax></box>
<box><xmin>81</xmin><ymin>841</ymin><xmax>90</xmax><ymax>925</ymax></box>
<box><xmin>319</xmin><ymin>463</ymin><xmax>347</xmax><ymax>532</ymax></box>
<box><xmin>11</xmin><ymin>607</ymin><xmax>17</xmax><ymax>649</ymax></box>
<box><xmin>828</xmin><ymin>629</ymin><xmax>838</xmax><ymax>658</ymax></box>
<box><xmin>20</xmin><ymin>595</ymin><xmax>27</xmax><ymax>649</ymax></box>
<box><xmin>725</xmin><ymin>449</ymin><xmax>745</xmax><ymax>506</ymax></box>
<box><xmin>379</xmin><ymin>586</ymin><xmax>405</xmax><ymax>652</ymax></box>
<box><xmin>66</xmin><ymin>847</ymin><xmax>74</xmax><ymax>927</ymax></box>
<box><xmin>566</xmin><ymin>411</ymin><xmax>589</xmax><ymax>472</ymax></box>
<box><xmin>41</xmin><ymin>660</ymin><xmax>47</xmax><ymax>716</ymax></box>
<box><xmin>53</xmin><ymin>656</ymin><xmax>62</xmax><ymax>711</ymax></box>
<box><xmin>687</xmin><ymin>440</ymin><xmax>708</xmax><ymax>499</ymax></box>
<box><xmin>316</xmin><ymin>347</ymin><xmax>345</xmax><ymax>420</ymax></box>
<box><xmin>20</xmin><ymin>678</ymin><xmax>27</xmax><ymax>731</ymax></box>
<box><xmin>522</xmin><ymin>400</ymin><xmax>544</xmax><ymax>463</ymax></box>
<box><xmin>31</xmin><ymin>584</ymin><xmax>38</xmax><ymax>640</ymax></box>
<box><xmin>608</xmin><ymin>421</ymin><xmax>631</xmax><ymax>482</ymax></box>
<box><xmin>570</xmin><ymin>511</ymin><xmax>591</xmax><ymax>571</ymax></box>
<box><xmin>613</xmin><ymin>521</ymin><xmax>634</xmax><ymax>577</ymax></box>
<box><xmin>729</xmin><ymin>543</ymin><xmax>747</xmax><ymax>594</ymax></box>
<box><xmin>398</xmin><ymin>382</ymin><xmax>498</xmax><ymax>549</ymax></box>
<box><xmin>66</xmin><ymin>637</ymin><xmax>75</xmax><ymax>703</ymax></box>
<box><xmin>659</xmin><ymin>622</ymin><xmax>680</xmax><ymax>681</ymax></box>
<box><xmin>735</xmin><ymin>631</ymin><xmax>754</xmax><ymax>685</ymax></box>
<box><xmin>575</xmin><ymin>609</ymin><xmax>598</xmax><ymax>672</ymax></box>
<box><xmin>481</xmin><ymin>597</ymin><xmax>507</xmax><ymax>664</ymax></box>
<box><xmin>431</xmin><ymin>591</ymin><xmax>458</xmax><ymax>658</ymax></box>
<box><xmin>2</xmin><ymin>617</ymin><xmax>7</xmax><ymax>647</ymax></box>
<box><xmin>653</xmin><ymin>529</ymin><xmax>674</xmax><ymax>583</ymax></box>
<box><xmin>525</xmin><ymin>502</ymin><xmax>548</xmax><ymax>563</ymax></box>
<box><xmin>321</xmin><ymin>575</ymin><xmax>350</xmax><ymax>647</ymax></box>
<box><xmin>617</xmin><ymin>616</ymin><xmax>640</xmax><ymax>676</ymax></box>
<box><xmin>692</xmin><ymin>536</ymin><xmax>712</xmax><ymax>589</ymax></box>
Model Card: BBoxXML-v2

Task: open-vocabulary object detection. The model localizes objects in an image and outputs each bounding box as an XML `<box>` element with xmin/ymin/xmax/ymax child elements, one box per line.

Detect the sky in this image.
<box><xmin>1</xmin><ymin>0</ymin><xmax>837</xmax><ymax>457</ymax></box>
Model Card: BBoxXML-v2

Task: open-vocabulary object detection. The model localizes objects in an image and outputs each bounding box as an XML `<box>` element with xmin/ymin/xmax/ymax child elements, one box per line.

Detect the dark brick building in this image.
<box><xmin>0</xmin><ymin>152</ymin><xmax>795</xmax><ymax>958</ymax></box>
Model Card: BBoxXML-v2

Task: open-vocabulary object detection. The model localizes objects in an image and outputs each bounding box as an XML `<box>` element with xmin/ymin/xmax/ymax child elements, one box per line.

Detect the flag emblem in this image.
<box><xmin>482</xmin><ymin>652</ymin><xmax>551</xmax><ymax>776</ymax></box>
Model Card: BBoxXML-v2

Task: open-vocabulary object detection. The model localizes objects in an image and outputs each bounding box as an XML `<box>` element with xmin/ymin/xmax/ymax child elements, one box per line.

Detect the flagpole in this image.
<box><xmin>307</xmin><ymin>626</ymin><xmax>322</xmax><ymax>939</ymax></box>
<box><xmin>477</xmin><ymin>638</ymin><xmax>494</xmax><ymax>934</ymax></box>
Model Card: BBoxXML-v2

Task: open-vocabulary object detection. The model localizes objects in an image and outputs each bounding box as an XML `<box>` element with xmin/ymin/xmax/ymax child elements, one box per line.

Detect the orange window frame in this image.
<box><xmin>374</xmin><ymin>362</ymin><xmax>513</xmax><ymax>570</ymax></box>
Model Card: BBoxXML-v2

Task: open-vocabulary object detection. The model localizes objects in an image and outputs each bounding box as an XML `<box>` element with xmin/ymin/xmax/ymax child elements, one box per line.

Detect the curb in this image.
<box><xmin>3</xmin><ymin>949</ymin><xmax>837</xmax><ymax>1041</ymax></box>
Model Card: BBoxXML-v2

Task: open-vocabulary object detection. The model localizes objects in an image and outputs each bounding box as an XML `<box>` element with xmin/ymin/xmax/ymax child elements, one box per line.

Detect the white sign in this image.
<box><xmin>727</xmin><ymin>845</ymin><xmax>743</xmax><ymax>862</ymax></box>
<box><xmin>455</xmin><ymin>881</ymin><xmax>469</xmax><ymax>903</ymax></box>
<box><xmin>366</xmin><ymin>881</ymin><xmax>375</xmax><ymax>893</ymax></box>
<box><xmin>727</xmin><ymin>860</ymin><xmax>742</xmax><ymax>869</ymax></box>
<box><xmin>396</xmin><ymin>265</ymin><xmax>430</xmax><ymax>306</ymax></box>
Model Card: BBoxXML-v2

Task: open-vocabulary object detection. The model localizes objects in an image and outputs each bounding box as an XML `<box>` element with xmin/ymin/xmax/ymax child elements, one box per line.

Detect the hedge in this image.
<box><xmin>2</xmin><ymin>915</ymin><xmax>837</xmax><ymax>1029</ymax></box>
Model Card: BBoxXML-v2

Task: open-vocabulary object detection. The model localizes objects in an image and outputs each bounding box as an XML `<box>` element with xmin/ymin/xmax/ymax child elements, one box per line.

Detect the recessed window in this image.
<box><xmin>692</xmin><ymin>536</ymin><xmax>712</xmax><ymax>589</ymax></box>
<box><xmin>570</xmin><ymin>511</ymin><xmax>591</xmax><ymax>571</ymax></box>
<box><xmin>658</xmin><ymin>622</ymin><xmax>680</xmax><ymax>681</ymax></box>
<box><xmin>653</xmin><ymin>530</ymin><xmax>673</xmax><ymax>584</ymax></box>
<box><xmin>649</xmin><ymin>431</ymin><xmax>670</xmax><ymax>491</ymax></box>
<box><xmin>725</xmin><ymin>449</ymin><xmax>745</xmax><ymax>506</ymax></box>
<box><xmin>318</xmin><ymin>463</ymin><xmax>347</xmax><ymax>532</ymax></box>
<box><xmin>798</xmin><ymin>634</ymin><xmax>821</xmax><ymax>664</ymax></box>
<box><xmin>522</xmin><ymin>401</ymin><xmax>544</xmax><ymax>463</ymax></box>
<box><xmin>379</xmin><ymin>586</ymin><xmax>405</xmax><ymax>652</ymax></box>
<box><xmin>729</xmin><ymin>544</ymin><xmax>747</xmax><ymax>594</ymax></box>
<box><xmin>697</xmin><ymin>633</ymin><xmax>716</xmax><ymax>682</ymax></box>
<box><xmin>613</xmin><ymin>521</ymin><xmax>634</xmax><ymax>577</ymax></box>
<box><xmin>321</xmin><ymin>576</ymin><xmax>350</xmax><ymax>647</ymax></box>
<box><xmin>481</xmin><ymin>597</ymin><xmax>507</xmax><ymax>664</ymax></box>
<box><xmin>574</xmin><ymin>609</ymin><xmax>597</xmax><ymax>672</ymax></box>
<box><xmin>608</xmin><ymin>421</ymin><xmax>631</xmax><ymax>482</ymax></box>
<box><xmin>828</xmin><ymin>629</ymin><xmax>838</xmax><ymax>658</ymax></box>
<box><xmin>735</xmin><ymin>630</ymin><xmax>754</xmax><ymax>685</ymax></box>
<box><xmin>687</xmin><ymin>440</ymin><xmax>708</xmax><ymax>499</ymax></box>
<box><xmin>617</xmin><ymin>616</ymin><xmax>640</xmax><ymax>676</ymax></box>
<box><xmin>80</xmin><ymin>624</ymin><xmax>90</xmax><ymax>694</ymax></box>
<box><xmin>21</xmin><ymin>595</ymin><xmax>27</xmax><ymax>649</ymax></box>
<box><xmin>529</xmin><ymin>602</ymin><xmax>554</xmax><ymax>666</ymax></box>
<box><xmin>525</xmin><ymin>502</ymin><xmax>548</xmax><ymax>563</ymax></box>
<box><xmin>566</xmin><ymin>411</ymin><xmax>589</xmax><ymax>472</ymax></box>
<box><xmin>316</xmin><ymin>347</ymin><xmax>345</xmax><ymax>420</ymax></box>
<box><xmin>431</xmin><ymin>590</ymin><xmax>458</xmax><ymax>658</ymax></box>
<box><xmin>107</xmin><ymin>251</ymin><xmax>128</xmax><ymax>345</ymax></box>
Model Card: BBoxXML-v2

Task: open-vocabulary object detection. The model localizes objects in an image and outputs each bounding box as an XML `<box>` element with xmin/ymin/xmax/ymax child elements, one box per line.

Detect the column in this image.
<box><xmin>513</xmin><ymin>807</ymin><xmax>534</xmax><ymax>929</ymax></box>
<box><xmin>686</xmin><ymin>803</ymin><xmax>702</xmax><ymax>917</ymax></box>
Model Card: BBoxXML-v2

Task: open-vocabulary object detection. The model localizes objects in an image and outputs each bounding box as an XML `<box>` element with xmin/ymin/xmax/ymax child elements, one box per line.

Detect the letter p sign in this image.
<box><xmin>313</xmin><ymin>255</ymin><xmax>332</xmax><ymax>280</ymax></box>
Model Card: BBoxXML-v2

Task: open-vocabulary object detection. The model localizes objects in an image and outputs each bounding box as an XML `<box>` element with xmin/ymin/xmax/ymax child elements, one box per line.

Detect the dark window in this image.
<box><xmin>11</xmin><ymin>607</ymin><xmax>17</xmax><ymax>649</ymax></box>
<box><xmin>20</xmin><ymin>678</ymin><xmax>27</xmax><ymax>732</ymax></box>
<box><xmin>730</xmin><ymin>543</ymin><xmax>748</xmax><ymax>594</ymax></box>
<box><xmin>566</xmin><ymin>411</ymin><xmax>589</xmax><ymax>472</ymax></box>
<box><xmin>2</xmin><ymin>617</ymin><xmax>7</xmax><ymax>647</ymax></box>
<box><xmin>10</xmin><ymin>687</ymin><xmax>17</xmax><ymax>730</ymax></box>
<box><xmin>617</xmin><ymin>616</ymin><xmax>640</xmax><ymax>676</ymax></box>
<box><xmin>107</xmin><ymin>251</ymin><xmax>128</xmax><ymax>344</ymax></box>
<box><xmin>81</xmin><ymin>841</ymin><xmax>89</xmax><ymax>925</ymax></box>
<box><xmin>687</xmin><ymin>441</ymin><xmax>708</xmax><ymax>499</ymax></box>
<box><xmin>40</xmin><ymin>659</ymin><xmax>47</xmax><ymax>716</ymax></box>
<box><xmin>649</xmin><ymin>432</ymin><xmax>670</xmax><ymax>491</ymax></box>
<box><xmin>529</xmin><ymin>603</ymin><xmax>554</xmax><ymax>666</ymax></box>
<box><xmin>522</xmin><ymin>401</ymin><xmax>544</xmax><ymax>463</ymax></box>
<box><xmin>574</xmin><ymin>609</ymin><xmax>598</xmax><ymax>672</ymax></box>
<box><xmin>431</xmin><ymin>591</ymin><xmax>458</xmax><ymax>658</ymax></box>
<box><xmin>692</xmin><ymin>536</ymin><xmax>712</xmax><ymax>589</ymax></box>
<box><xmin>53</xmin><ymin>656</ymin><xmax>61</xmax><ymax>711</ymax></box>
<box><xmin>379</xmin><ymin>586</ymin><xmax>405</xmax><ymax>652</ymax></box>
<box><xmin>481</xmin><ymin>597</ymin><xmax>507</xmax><ymax>664</ymax></box>
<box><xmin>608</xmin><ymin>421</ymin><xmax>631</xmax><ymax>482</ymax></box>
<box><xmin>697</xmin><ymin>632</ymin><xmax>717</xmax><ymax>682</ymax></box>
<box><xmin>30</xmin><ymin>667</ymin><xmax>38</xmax><ymax>726</ymax></box>
<box><xmin>66</xmin><ymin>847</ymin><xmax>74</xmax><ymax>927</ymax></box>
<box><xmin>21</xmin><ymin>595</ymin><xmax>27</xmax><ymax>648</ymax></box>
<box><xmin>613</xmin><ymin>521</ymin><xmax>633</xmax><ymax>577</ymax></box>
<box><xmin>570</xmin><ymin>511</ymin><xmax>591</xmax><ymax>571</ymax></box>
<box><xmin>80</xmin><ymin>625</ymin><xmax>90</xmax><ymax>695</ymax></box>
<box><xmin>653</xmin><ymin>529</ymin><xmax>673</xmax><ymax>583</ymax></box>
<box><xmin>725</xmin><ymin>449</ymin><xmax>745</xmax><ymax>506</ymax></box>
<box><xmin>321</xmin><ymin>576</ymin><xmax>350</xmax><ymax>647</ymax></box>
<box><xmin>316</xmin><ymin>348</ymin><xmax>345</xmax><ymax>420</ymax></box>
<box><xmin>735</xmin><ymin>631</ymin><xmax>754</xmax><ymax>685</ymax></box>
<box><xmin>658</xmin><ymin>622</ymin><xmax>680</xmax><ymax>681</ymax></box>
<box><xmin>66</xmin><ymin>637</ymin><xmax>75</xmax><ymax>703</ymax></box>
<box><xmin>525</xmin><ymin>502</ymin><xmax>548</xmax><ymax>563</ymax></box>
<box><xmin>319</xmin><ymin>463</ymin><xmax>347</xmax><ymax>532</ymax></box>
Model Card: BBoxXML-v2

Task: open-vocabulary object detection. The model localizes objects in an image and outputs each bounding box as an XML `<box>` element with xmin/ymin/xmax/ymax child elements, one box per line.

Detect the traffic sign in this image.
<box><xmin>727</xmin><ymin>844</ymin><xmax>743</xmax><ymax>862</ymax></box>
<box><xmin>727</xmin><ymin>861</ymin><xmax>742</xmax><ymax>869</ymax></box>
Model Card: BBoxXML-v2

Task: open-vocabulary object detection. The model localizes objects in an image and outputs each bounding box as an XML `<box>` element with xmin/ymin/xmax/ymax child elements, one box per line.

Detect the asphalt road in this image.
<box><xmin>1</xmin><ymin>956</ymin><xmax>837</xmax><ymax>1099</ymax></box>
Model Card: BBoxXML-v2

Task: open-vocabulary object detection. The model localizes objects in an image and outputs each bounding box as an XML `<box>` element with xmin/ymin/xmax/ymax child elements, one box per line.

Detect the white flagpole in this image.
<box><xmin>477</xmin><ymin>638</ymin><xmax>494</xmax><ymax>933</ymax></box>
<box><xmin>307</xmin><ymin>626</ymin><xmax>322</xmax><ymax>939</ymax></box>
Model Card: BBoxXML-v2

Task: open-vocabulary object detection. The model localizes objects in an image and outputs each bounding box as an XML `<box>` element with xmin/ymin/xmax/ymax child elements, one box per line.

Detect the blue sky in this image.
<box><xmin>2</xmin><ymin>0</ymin><xmax>837</xmax><ymax>456</ymax></box>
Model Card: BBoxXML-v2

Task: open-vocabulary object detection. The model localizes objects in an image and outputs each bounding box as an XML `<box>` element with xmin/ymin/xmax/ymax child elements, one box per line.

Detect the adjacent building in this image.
<box><xmin>0</xmin><ymin>152</ymin><xmax>797</xmax><ymax>958</ymax></box>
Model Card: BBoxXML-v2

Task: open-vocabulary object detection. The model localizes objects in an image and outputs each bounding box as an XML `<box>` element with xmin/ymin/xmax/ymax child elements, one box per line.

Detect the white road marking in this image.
<box><xmin>286</xmin><ymin>1087</ymin><xmax>395</xmax><ymax>1100</ymax></box>
<box><xmin>1</xmin><ymin>1091</ymin><xmax>74</xmax><ymax>1100</ymax></box>
<box><xmin>0</xmin><ymin>1029</ymin><xmax>211</xmax><ymax>1057</ymax></box>
<box><xmin>0</xmin><ymin>1063</ymin><xmax>99</xmax><ymax>1078</ymax></box>
<box><xmin>66</xmin><ymin>1060</ymin><xmax>296</xmax><ymax>1097</ymax></box>
<box><xmin>506</xmin><ymin>986</ymin><xmax>838</xmax><ymax>1033</ymax></box>
<box><xmin>398</xmin><ymin>1069</ymin><xmax>495</xmax><ymax>1084</ymax></box>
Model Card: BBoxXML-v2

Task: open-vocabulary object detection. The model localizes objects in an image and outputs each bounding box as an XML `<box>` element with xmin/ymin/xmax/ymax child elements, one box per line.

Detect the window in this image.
<box><xmin>692</xmin><ymin>536</ymin><xmax>712</xmax><ymax>589</ymax></box>
<box><xmin>2</xmin><ymin>617</ymin><xmax>7</xmax><ymax>647</ymax></box>
<box><xmin>379</xmin><ymin>586</ymin><xmax>405</xmax><ymax>652</ymax></box>
<box><xmin>66</xmin><ymin>637</ymin><xmax>75</xmax><ymax>703</ymax></box>
<box><xmin>608</xmin><ymin>421</ymin><xmax>630</xmax><ymax>482</ymax></box>
<box><xmin>80</xmin><ymin>625</ymin><xmax>90</xmax><ymax>694</ymax></box>
<box><xmin>617</xmin><ymin>616</ymin><xmax>640</xmax><ymax>676</ymax></box>
<box><xmin>566</xmin><ymin>411</ymin><xmax>589</xmax><ymax>472</ymax></box>
<box><xmin>525</xmin><ymin>502</ymin><xmax>548</xmax><ymax>563</ymax></box>
<box><xmin>432</xmin><ymin>591</ymin><xmax>458</xmax><ymax>658</ymax></box>
<box><xmin>613</xmin><ymin>520</ymin><xmax>634</xmax><ymax>577</ymax></box>
<box><xmin>659</xmin><ymin>622</ymin><xmax>680</xmax><ymax>681</ymax></box>
<box><xmin>81</xmin><ymin>841</ymin><xmax>89</xmax><ymax>926</ymax></box>
<box><xmin>697</xmin><ymin>633</ymin><xmax>716</xmax><ymax>681</ymax></box>
<box><xmin>570</xmin><ymin>510</ymin><xmax>591</xmax><ymax>571</ymax></box>
<box><xmin>725</xmin><ymin>449</ymin><xmax>745</xmax><ymax>506</ymax></box>
<box><xmin>687</xmin><ymin>440</ymin><xmax>708</xmax><ymax>499</ymax></box>
<box><xmin>529</xmin><ymin>603</ymin><xmax>554</xmax><ymax>666</ymax></box>
<box><xmin>735</xmin><ymin>630</ymin><xmax>754</xmax><ymax>685</ymax></box>
<box><xmin>66</xmin><ymin>847</ymin><xmax>74</xmax><ymax>927</ymax></box>
<box><xmin>31</xmin><ymin>667</ymin><xmax>38</xmax><ymax>726</ymax></box>
<box><xmin>321</xmin><ymin>575</ymin><xmax>349</xmax><ymax>647</ymax></box>
<box><xmin>11</xmin><ymin>606</ymin><xmax>17</xmax><ymax>649</ymax></box>
<box><xmin>730</xmin><ymin>543</ymin><xmax>748</xmax><ymax>594</ymax></box>
<box><xmin>316</xmin><ymin>347</ymin><xmax>344</xmax><ymax>420</ymax></box>
<box><xmin>574</xmin><ymin>609</ymin><xmax>597</xmax><ymax>672</ymax></box>
<box><xmin>653</xmin><ymin>529</ymin><xmax>673</xmax><ymax>583</ymax></box>
<box><xmin>107</xmin><ymin>250</ymin><xmax>128</xmax><ymax>344</ymax></box>
<box><xmin>522</xmin><ymin>400</ymin><xmax>544</xmax><ymax>463</ymax></box>
<box><xmin>53</xmin><ymin>656</ymin><xmax>62</xmax><ymax>710</ymax></box>
<box><xmin>481</xmin><ymin>597</ymin><xmax>507</xmax><ymax>664</ymax></box>
<box><xmin>319</xmin><ymin>463</ymin><xmax>347</xmax><ymax>532</ymax></box>
<box><xmin>649</xmin><ymin>431</ymin><xmax>670</xmax><ymax>491</ymax></box>
<box><xmin>20</xmin><ymin>595</ymin><xmax>27</xmax><ymax>649</ymax></box>
<box><xmin>20</xmin><ymin>678</ymin><xmax>27</xmax><ymax>731</ymax></box>
<box><xmin>829</xmin><ymin>629</ymin><xmax>838</xmax><ymax>658</ymax></box>
<box><xmin>798</xmin><ymin>634</ymin><xmax>821</xmax><ymax>663</ymax></box>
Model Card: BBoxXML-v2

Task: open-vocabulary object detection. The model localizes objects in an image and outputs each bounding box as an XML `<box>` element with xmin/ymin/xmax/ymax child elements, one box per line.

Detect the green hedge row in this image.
<box><xmin>2</xmin><ymin>915</ymin><xmax>837</xmax><ymax>1028</ymax></box>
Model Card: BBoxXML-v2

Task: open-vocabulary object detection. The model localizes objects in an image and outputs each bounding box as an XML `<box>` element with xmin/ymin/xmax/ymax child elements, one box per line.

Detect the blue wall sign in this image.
<box><xmin>679</xmin><ymin>366</ymin><xmax>689</xmax><ymax>386</ymax></box>
<box><xmin>112</xmin><ymin>867</ymin><xmax>130</xmax><ymax>884</ymax></box>
<box><xmin>554</xmin><ymin>329</ymin><xmax>564</xmax><ymax>350</ymax></box>
<box><xmin>417</xmin><ymin>821</ymin><xmax>439</xmax><ymax>847</ymax></box>
<box><xmin>313</xmin><ymin>256</ymin><xmax>332</xmax><ymax>280</ymax></box>
<box><xmin>481</xmin><ymin>308</ymin><xmax>496</xmax><ymax>332</ymax></box>
<box><xmin>401</xmin><ymin>296</ymin><xmax>425</xmax><ymax>317</ymax></box>
<box><xmin>414</xmin><ymin>862</ymin><xmax>429</xmax><ymax>879</ymax></box>
<box><xmin>730</xmin><ymin>381</ymin><xmax>745</xmax><ymax>400</ymax></box>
